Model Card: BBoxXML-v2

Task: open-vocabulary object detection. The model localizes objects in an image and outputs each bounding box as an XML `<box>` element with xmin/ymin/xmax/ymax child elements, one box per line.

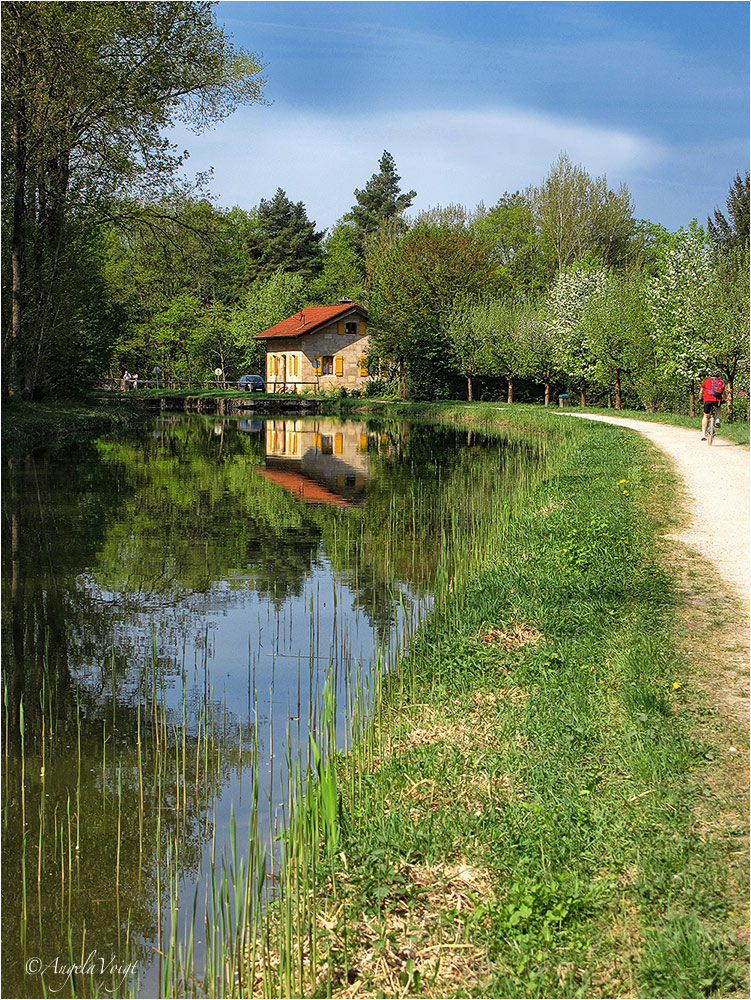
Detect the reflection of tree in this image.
<box><xmin>1</xmin><ymin>687</ymin><xmax>249</xmax><ymax>998</ymax></box>
<box><xmin>2</xmin><ymin>446</ymin><xmax>127</xmax><ymax>746</ymax></box>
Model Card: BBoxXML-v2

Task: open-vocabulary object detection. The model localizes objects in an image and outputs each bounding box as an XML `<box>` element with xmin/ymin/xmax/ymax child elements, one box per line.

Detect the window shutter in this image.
<box><xmin>335</xmin><ymin>356</ymin><xmax>344</xmax><ymax>377</ymax></box>
<box><xmin>314</xmin><ymin>356</ymin><xmax>322</xmax><ymax>375</ymax></box>
<box><xmin>359</xmin><ymin>355</ymin><xmax>368</xmax><ymax>377</ymax></box>
<box><xmin>338</xmin><ymin>321</ymin><xmax>345</xmax><ymax>335</ymax></box>
<box><xmin>334</xmin><ymin>433</ymin><xmax>343</xmax><ymax>455</ymax></box>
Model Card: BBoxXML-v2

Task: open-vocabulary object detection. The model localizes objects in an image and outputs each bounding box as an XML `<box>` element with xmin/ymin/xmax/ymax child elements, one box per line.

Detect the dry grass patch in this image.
<box><xmin>479</xmin><ymin>621</ymin><xmax>543</xmax><ymax>650</ymax></box>
<box><xmin>331</xmin><ymin>859</ymin><xmax>495</xmax><ymax>999</ymax></box>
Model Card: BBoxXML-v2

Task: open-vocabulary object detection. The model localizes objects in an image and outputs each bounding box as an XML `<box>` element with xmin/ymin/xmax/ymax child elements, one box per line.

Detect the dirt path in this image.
<box><xmin>564</xmin><ymin>413</ymin><xmax>750</xmax><ymax>611</ymax></box>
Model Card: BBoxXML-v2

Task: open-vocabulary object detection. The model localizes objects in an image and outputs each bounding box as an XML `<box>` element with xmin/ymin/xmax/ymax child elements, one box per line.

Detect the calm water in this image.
<box><xmin>2</xmin><ymin>413</ymin><xmax>537</xmax><ymax>997</ymax></box>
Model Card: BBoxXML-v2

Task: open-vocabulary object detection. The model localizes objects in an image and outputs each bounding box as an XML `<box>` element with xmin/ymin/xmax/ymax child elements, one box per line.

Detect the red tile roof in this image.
<box><xmin>253</xmin><ymin>303</ymin><xmax>368</xmax><ymax>340</ymax></box>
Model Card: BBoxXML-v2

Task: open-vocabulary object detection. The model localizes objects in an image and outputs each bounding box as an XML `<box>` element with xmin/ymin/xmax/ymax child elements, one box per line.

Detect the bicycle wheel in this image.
<box><xmin>708</xmin><ymin>411</ymin><xmax>715</xmax><ymax>445</ymax></box>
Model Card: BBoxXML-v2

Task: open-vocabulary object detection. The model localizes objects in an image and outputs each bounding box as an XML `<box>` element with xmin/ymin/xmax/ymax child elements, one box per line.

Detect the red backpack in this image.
<box><xmin>709</xmin><ymin>377</ymin><xmax>724</xmax><ymax>397</ymax></box>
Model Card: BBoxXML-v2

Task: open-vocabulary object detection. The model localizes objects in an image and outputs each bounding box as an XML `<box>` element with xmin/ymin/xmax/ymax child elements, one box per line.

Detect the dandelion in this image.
<box><xmin>672</xmin><ymin>681</ymin><xmax>682</xmax><ymax>690</ymax></box>
<box><xmin>617</xmin><ymin>479</ymin><xmax>629</xmax><ymax>485</ymax></box>
<box><xmin>623</xmin><ymin>489</ymin><xmax>629</xmax><ymax>495</ymax></box>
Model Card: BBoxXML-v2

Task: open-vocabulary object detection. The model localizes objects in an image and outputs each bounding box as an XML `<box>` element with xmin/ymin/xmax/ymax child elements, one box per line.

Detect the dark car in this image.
<box><xmin>237</xmin><ymin>374</ymin><xmax>266</xmax><ymax>392</ymax></box>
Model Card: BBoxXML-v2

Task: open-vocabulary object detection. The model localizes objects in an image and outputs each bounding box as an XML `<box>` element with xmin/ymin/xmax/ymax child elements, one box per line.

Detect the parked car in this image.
<box><xmin>237</xmin><ymin>374</ymin><xmax>266</xmax><ymax>392</ymax></box>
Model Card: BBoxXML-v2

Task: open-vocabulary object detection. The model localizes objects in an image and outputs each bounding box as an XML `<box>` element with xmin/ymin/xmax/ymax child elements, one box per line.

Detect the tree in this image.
<box><xmin>472</xmin><ymin>193</ymin><xmax>553</xmax><ymax>296</ymax></box>
<box><xmin>446</xmin><ymin>296</ymin><xmax>493</xmax><ymax>401</ymax></box>
<box><xmin>707</xmin><ymin>171</ymin><xmax>750</xmax><ymax>258</ymax></box>
<box><xmin>532</xmin><ymin>152</ymin><xmax>635</xmax><ymax>274</ymax></box>
<box><xmin>244</xmin><ymin>188</ymin><xmax>324</xmax><ymax>283</ymax></box>
<box><xmin>368</xmin><ymin>207</ymin><xmax>496</xmax><ymax>399</ymax></box>
<box><xmin>309</xmin><ymin>223</ymin><xmax>366</xmax><ymax>305</ymax></box>
<box><xmin>231</xmin><ymin>268</ymin><xmax>308</xmax><ymax>374</ymax></box>
<box><xmin>471</xmin><ymin>297</ymin><xmax>528</xmax><ymax>403</ymax></box>
<box><xmin>644</xmin><ymin>222</ymin><xmax>715</xmax><ymax>416</ymax></box>
<box><xmin>581</xmin><ymin>269</ymin><xmax>647</xmax><ymax>409</ymax></box>
<box><xmin>345</xmin><ymin>151</ymin><xmax>416</xmax><ymax>256</ymax></box>
<box><xmin>547</xmin><ymin>258</ymin><xmax>609</xmax><ymax>406</ymax></box>
<box><xmin>2</xmin><ymin>1</ymin><xmax>265</xmax><ymax>399</ymax></box>
<box><xmin>704</xmin><ymin>247</ymin><xmax>750</xmax><ymax>422</ymax></box>
<box><xmin>517</xmin><ymin>299</ymin><xmax>559</xmax><ymax>406</ymax></box>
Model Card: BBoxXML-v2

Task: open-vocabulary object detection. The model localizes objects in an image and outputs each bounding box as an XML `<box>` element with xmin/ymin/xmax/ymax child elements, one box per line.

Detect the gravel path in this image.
<box><xmin>563</xmin><ymin>413</ymin><xmax>750</xmax><ymax>612</ymax></box>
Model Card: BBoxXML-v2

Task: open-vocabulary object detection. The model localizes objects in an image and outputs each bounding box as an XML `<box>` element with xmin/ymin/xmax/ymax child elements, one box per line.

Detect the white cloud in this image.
<box><xmin>173</xmin><ymin>104</ymin><xmax>667</xmax><ymax>231</ymax></box>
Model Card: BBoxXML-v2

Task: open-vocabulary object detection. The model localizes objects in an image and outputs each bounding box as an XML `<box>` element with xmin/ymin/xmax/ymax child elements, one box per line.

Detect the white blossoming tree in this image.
<box><xmin>547</xmin><ymin>257</ymin><xmax>608</xmax><ymax>406</ymax></box>
<box><xmin>644</xmin><ymin>222</ymin><xmax>715</xmax><ymax>415</ymax></box>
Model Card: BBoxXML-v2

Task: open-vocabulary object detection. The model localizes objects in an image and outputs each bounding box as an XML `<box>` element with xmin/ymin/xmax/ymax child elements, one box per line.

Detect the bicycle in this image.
<box><xmin>706</xmin><ymin>404</ymin><xmax>718</xmax><ymax>445</ymax></box>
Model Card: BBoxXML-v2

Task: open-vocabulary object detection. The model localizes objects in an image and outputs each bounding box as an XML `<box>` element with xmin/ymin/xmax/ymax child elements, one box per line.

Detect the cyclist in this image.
<box><xmin>700</xmin><ymin>370</ymin><xmax>725</xmax><ymax>440</ymax></box>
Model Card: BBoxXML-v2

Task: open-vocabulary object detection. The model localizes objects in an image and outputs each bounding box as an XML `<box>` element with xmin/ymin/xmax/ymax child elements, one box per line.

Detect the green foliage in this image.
<box><xmin>531</xmin><ymin>152</ymin><xmax>636</xmax><ymax>273</ymax></box>
<box><xmin>309</xmin><ymin>223</ymin><xmax>366</xmax><ymax>304</ymax></box>
<box><xmin>244</xmin><ymin>188</ymin><xmax>324</xmax><ymax>283</ymax></box>
<box><xmin>231</xmin><ymin>268</ymin><xmax>308</xmax><ymax>373</ymax></box>
<box><xmin>369</xmin><ymin>207</ymin><xmax>496</xmax><ymax>399</ymax></box>
<box><xmin>3</xmin><ymin>0</ymin><xmax>266</xmax><ymax>399</ymax></box>
<box><xmin>473</xmin><ymin>192</ymin><xmax>554</xmax><ymax>295</ymax></box>
<box><xmin>345</xmin><ymin>150</ymin><xmax>416</xmax><ymax>255</ymax></box>
<box><xmin>707</xmin><ymin>170</ymin><xmax>750</xmax><ymax>258</ymax></box>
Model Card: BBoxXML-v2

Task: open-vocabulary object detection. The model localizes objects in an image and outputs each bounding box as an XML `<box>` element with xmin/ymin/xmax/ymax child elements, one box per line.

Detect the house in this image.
<box><xmin>258</xmin><ymin>417</ymin><xmax>371</xmax><ymax>504</ymax></box>
<box><xmin>253</xmin><ymin>301</ymin><xmax>369</xmax><ymax>392</ymax></box>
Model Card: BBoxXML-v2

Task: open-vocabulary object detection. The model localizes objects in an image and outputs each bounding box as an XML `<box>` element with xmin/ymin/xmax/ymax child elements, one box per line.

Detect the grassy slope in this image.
<box><xmin>275</xmin><ymin>407</ymin><xmax>748</xmax><ymax>999</ymax></box>
<box><xmin>1</xmin><ymin>397</ymin><xmax>153</xmax><ymax>452</ymax></box>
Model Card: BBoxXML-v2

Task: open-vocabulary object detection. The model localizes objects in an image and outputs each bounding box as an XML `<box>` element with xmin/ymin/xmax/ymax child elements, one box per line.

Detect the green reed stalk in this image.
<box><xmin>116</xmin><ymin>761</ymin><xmax>122</xmax><ymax>892</ymax></box>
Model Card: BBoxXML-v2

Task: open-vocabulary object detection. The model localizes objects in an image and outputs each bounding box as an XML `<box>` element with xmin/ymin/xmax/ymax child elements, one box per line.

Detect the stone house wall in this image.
<box><xmin>265</xmin><ymin>318</ymin><xmax>369</xmax><ymax>391</ymax></box>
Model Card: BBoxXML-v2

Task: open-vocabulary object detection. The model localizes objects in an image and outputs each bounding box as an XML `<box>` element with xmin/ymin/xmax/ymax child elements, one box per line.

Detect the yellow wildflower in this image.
<box><xmin>672</xmin><ymin>681</ymin><xmax>682</xmax><ymax>690</ymax></box>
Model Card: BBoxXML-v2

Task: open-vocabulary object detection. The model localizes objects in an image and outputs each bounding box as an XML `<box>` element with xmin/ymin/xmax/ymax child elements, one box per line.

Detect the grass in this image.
<box><xmin>1</xmin><ymin>397</ymin><xmax>153</xmax><ymax>452</ymax></box>
<box><xmin>256</xmin><ymin>408</ymin><xmax>748</xmax><ymax>998</ymax></box>
<box><xmin>327</xmin><ymin>398</ymin><xmax>751</xmax><ymax>446</ymax></box>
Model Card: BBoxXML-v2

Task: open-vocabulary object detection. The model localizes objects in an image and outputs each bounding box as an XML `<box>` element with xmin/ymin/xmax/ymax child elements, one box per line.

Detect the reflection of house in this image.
<box><xmin>260</xmin><ymin>419</ymin><xmax>371</xmax><ymax>504</ymax></box>
<box><xmin>254</xmin><ymin>301</ymin><xmax>369</xmax><ymax>391</ymax></box>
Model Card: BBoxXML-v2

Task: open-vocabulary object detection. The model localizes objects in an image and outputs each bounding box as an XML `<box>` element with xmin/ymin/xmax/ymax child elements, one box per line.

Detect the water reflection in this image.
<box><xmin>2</xmin><ymin>414</ymin><xmax>538</xmax><ymax>997</ymax></box>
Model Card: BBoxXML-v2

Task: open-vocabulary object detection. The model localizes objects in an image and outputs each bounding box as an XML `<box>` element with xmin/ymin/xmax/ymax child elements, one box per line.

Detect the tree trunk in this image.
<box><xmin>614</xmin><ymin>368</ymin><xmax>622</xmax><ymax>410</ymax></box>
<box><xmin>507</xmin><ymin>378</ymin><xmax>513</xmax><ymax>404</ymax></box>
<box><xmin>544</xmin><ymin>381</ymin><xmax>550</xmax><ymax>406</ymax></box>
<box><xmin>9</xmin><ymin>96</ymin><xmax>27</xmax><ymax>400</ymax></box>
<box><xmin>728</xmin><ymin>376</ymin><xmax>734</xmax><ymax>422</ymax></box>
<box><xmin>688</xmin><ymin>383</ymin><xmax>695</xmax><ymax>418</ymax></box>
<box><xmin>580</xmin><ymin>380</ymin><xmax>587</xmax><ymax>408</ymax></box>
<box><xmin>467</xmin><ymin>376</ymin><xmax>473</xmax><ymax>402</ymax></box>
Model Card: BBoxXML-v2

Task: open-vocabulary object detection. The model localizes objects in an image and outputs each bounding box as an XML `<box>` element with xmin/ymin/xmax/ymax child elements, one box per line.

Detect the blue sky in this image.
<box><xmin>173</xmin><ymin>1</ymin><xmax>749</xmax><ymax>233</ymax></box>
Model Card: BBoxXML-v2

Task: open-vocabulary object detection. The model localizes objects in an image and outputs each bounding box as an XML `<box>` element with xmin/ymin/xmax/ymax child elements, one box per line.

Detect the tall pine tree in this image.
<box><xmin>345</xmin><ymin>151</ymin><xmax>416</xmax><ymax>254</ymax></box>
<box><xmin>707</xmin><ymin>171</ymin><xmax>750</xmax><ymax>257</ymax></box>
<box><xmin>245</xmin><ymin>188</ymin><xmax>324</xmax><ymax>283</ymax></box>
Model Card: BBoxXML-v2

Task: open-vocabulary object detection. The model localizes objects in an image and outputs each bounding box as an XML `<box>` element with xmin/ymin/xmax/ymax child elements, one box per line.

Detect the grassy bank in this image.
<box><xmin>1</xmin><ymin>397</ymin><xmax>153</xmax><ymax>453</ymax></box>
<box><xmin>257</xmin><ymin>408</ymin><xmax>748</xmax><ymax>999</ymax></box>
<box><xmin>325</xmin><ymin>398</ymin><xmax>751</xmax><ymax>446</ymax></box>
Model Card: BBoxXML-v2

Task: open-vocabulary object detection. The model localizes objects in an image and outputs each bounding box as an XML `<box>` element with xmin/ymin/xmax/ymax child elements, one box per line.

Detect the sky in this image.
<box><xmin>170</xmin><ymin>1</ymin><xmax>749</xmax><ymax>234</ymax></box>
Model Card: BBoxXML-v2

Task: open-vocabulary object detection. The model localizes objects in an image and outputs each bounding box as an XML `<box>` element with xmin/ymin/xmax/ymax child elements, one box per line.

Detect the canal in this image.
<box><xmin>2</xmin><ymin>412</ymin><xmax>540</xmax><ymax>997</ymax></box>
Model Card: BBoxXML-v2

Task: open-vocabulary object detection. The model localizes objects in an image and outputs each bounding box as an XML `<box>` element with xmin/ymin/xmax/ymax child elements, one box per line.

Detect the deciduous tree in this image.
<box><xmin>368</xmin><ymin>207</ymin><xmax>495</xmax><ymax>399</ymax></box>
<box><xmin>532</xmin><ymin>152</ymin><xmax>635</xmax><ymax>274</ymax></box>
<box><xmin>2</xmin><ymin>1</ymin><xmax>265</xmax><ymax>398</ymax></box>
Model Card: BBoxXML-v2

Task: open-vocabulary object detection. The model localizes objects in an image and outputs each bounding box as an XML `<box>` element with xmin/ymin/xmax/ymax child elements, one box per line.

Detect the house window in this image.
<box><xmin>321</xmin><ymin>356</ymin><xmax>334</xmax><ymax>375</ymax></box>
<box><xmin>345</xmin><ymin>322</ymin><xmax>358</xmax><ymax>336</ymax></box>
<box><xmin>318</xmin><ymin>435</ymin><xmax>334</xmax><ymax>455</ymax></box>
